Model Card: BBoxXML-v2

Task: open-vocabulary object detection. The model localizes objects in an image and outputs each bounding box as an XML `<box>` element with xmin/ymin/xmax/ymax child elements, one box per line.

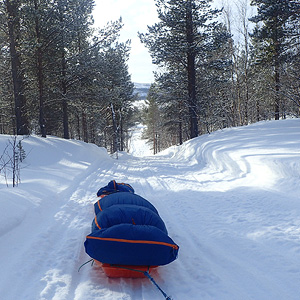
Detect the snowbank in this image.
<box><xmin>0</xmin><ymin>119</ymin><xmax>300</xmax><ymax>300</ymax></box>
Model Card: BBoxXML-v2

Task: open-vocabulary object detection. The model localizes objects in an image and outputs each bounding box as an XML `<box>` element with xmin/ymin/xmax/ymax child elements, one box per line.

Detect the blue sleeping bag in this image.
<box><xmin>85</xmin><ymin>224</ymin><xmax>178</xmax><ymax>266</ymax></box>
<box><xmin>94</xmin><ymin>192</ymin><xmax>158</xmax><ymax>215</ymax></box>
<box><xmin>84</xmin><ymin>181</ymin><xmax>179</xmax><ymax>266</ymax></box>
<box><xmin>92</xmin><ymin>204</ymin><xmax>168</xmax><ymax>234</ymax></box>
<box><xmin>96</xmin><ymin>180</ymin><xmax>134</xmax><ymax>197</ymax></box>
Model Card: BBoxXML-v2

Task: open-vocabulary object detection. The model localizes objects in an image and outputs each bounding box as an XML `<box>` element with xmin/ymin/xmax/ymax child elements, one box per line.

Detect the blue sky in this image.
<box><xmin>92</xmin><ymin>0</ymin><xmax>255</xmax><ymax>84</ymax></box>
<box><xmin>93</xmin><ymin>0</ymin><xmax>158</xmax><ymax>83</ymax></box>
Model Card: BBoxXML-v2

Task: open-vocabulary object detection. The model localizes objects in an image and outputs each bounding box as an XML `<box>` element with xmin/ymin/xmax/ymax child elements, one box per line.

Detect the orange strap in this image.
<box><xmin>96</xmin><ymin>200</ymin><xmax>102</xmax><ymax>212</ymax></box>
<box><xmin>94</xmin><ymin>216</ymin><xmax>101</xmax><ymax>230</ymax></box>
<box><xmin>86</xmin><ymin>236</ymin><xmax>179</xmax><ymax>250</ymax></box>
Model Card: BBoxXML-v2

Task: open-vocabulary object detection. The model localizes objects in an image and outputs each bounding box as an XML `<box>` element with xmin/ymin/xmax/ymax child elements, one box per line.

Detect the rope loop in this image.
<box><xmin>78</xmin><ymin>259</ymin><xmax>94</xmax><ymax>272</ymax></box>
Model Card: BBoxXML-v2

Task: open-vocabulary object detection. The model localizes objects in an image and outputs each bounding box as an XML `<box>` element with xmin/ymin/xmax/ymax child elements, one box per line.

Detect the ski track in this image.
<box><xmin>89</xmin><ymin>151</ymin><xmax>300</xmax><ymax>300</ymax></box>
<box><xmin>1</xmin><ymin>120</ymin><xmax>300</xmax><ymax>300</ymax></box>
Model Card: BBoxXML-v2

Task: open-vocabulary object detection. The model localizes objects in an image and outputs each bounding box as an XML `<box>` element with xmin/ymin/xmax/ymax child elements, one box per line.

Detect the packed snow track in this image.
<box><xmin>0</xmin><ymin>119</ymin><xmax>300</xmax><ymax>300</ymax></box>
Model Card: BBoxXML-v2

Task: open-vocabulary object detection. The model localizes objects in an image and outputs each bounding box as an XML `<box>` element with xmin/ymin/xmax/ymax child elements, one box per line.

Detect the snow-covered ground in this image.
<box><xmin>128</xmin><ymin>123</ymin><xmax>153</xmax><ymax>157</ymax></box>
<box><xmin>1</xmin><ymin>119</ymin><xmax>300</xmax><ymax>300</ymax></box>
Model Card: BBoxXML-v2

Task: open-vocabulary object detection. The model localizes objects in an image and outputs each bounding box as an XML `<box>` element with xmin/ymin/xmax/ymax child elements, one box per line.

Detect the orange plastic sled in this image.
<box><xmin>95</xmin><ymin>260</ymin><xmax>157</xmax><ymax>278</ymax></box>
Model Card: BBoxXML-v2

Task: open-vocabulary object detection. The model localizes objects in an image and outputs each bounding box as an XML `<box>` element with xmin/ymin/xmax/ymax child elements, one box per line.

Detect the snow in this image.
<box><xmin>1</xmin><ymin>119</ymin><xmax>300</xmax><ymax>300</ymax></box>
<box><xmin>128</xmin><ymin>123</ymin><xmax>153</xmax><ymax>157</ymax></box>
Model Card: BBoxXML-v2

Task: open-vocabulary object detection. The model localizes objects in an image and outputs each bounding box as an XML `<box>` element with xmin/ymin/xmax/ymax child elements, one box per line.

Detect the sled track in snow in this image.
<box><xmin>3</xmin><ymin>119</ymin><xmax>300</xmax><ymax>300</ymax></box>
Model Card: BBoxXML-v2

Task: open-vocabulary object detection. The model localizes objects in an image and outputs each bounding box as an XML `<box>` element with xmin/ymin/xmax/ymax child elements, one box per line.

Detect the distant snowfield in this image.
<box><xmin>128</xmin><ymin>123</ymin><xmax>152</xmax><ymax>157</ymax></box>
<box><xmin>1</xmin><ymin>119</ymin><xmax>300</xmax><ymax>300</ymax></box>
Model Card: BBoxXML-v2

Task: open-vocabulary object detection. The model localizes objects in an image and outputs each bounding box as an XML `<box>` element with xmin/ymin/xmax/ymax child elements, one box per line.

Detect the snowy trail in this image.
<box><xmin>0</xmin><ymin>145</ymin><xmax>106</xmax><ymax>300</ymax></box>
<box><xmin>1</xmin><ymin>119</ymin><xmax>300</xmax><ymax>300</ymax></box>
<box><xmin>96</xmin><ymin>152</ymin><xmax>300</xmax><ymax>300</ymax></box>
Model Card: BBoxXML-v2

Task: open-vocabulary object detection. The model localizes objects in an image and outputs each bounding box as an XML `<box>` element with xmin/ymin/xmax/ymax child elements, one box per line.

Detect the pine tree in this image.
<box><xmin>22</xmin><ymin>0</ymin><xmax>51</xmax><ymax>137</ymax></box>
<box><xmin>156</xmin><ymin>70</ymin><xmax>188</xmax><ymax>145</ymax></box>
<box><xmin>0</xmin><ymin>0</ymin><xmax>136</xmax><ymax>152</ymax></box>
<box><xmin>0</xmin><ymin>8</ymin><xmax>13</xmax><ymax>134</ymax></box>
<box><xmin>144</xmin><ymin>84</ymin><xmax>163</xmax><ymax>154</ymax></box>
<box><xmin>95</xmin><ymin>39</ymin><xmax>134</xmax><ymax>153</ymax></box>
<box><xmin>4</xmin><ymin>0</ymin><xmax>30</xmax><ymax>135</ymax></box>
<box><xmin>139</xmin><ymin>0</ymin><xmax>223</xmax><ymax>139</ymax></box>
<box><xmin>250</xmin><ymin>0</ymin><xmax>300</xmax><ymax>120</ymax></box>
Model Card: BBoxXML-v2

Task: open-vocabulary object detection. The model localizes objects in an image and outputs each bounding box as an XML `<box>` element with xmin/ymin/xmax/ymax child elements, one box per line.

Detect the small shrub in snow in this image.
<box><xmin>0</xmin><ymin>136</ymin><xmax>26</xmax><ymax>187</ymax></box>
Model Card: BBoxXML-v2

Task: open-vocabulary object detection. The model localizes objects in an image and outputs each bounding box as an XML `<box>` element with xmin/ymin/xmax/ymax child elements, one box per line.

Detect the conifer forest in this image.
<box><xmin>0</xmin><ymin>0</ymin><xmax>299</xmax><ymax>154</ymax></box>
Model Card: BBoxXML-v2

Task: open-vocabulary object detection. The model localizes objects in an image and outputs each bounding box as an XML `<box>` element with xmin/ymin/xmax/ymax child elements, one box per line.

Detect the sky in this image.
<box><xmin>92</xmin><ymin>0</ymin><xmax>159</xmax><ymax>84</ymax></box>
<box><xmin>92</xmin><ymin>0</ymin><xmax>254</xmax><ymax>84</ymax></box>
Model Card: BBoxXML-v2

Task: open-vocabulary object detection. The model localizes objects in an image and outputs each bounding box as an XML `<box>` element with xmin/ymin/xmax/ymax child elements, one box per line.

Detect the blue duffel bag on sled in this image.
<box><xmin>84</xmin><ymin>180</ymin><xmax>179</xmax><ymax>278</ymax></box>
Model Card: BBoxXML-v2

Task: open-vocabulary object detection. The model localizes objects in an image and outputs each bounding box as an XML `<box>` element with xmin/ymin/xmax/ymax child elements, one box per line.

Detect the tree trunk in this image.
<box><xmin>178</xmin><ymin>101</ymin><xmax>183</xmax><ymax>145</ymax></box>
<box><xmin>186</xmin><ymin>1</ymin><xmax>198</xmax><ymax>138</ymax></box>
<box><xmin>119</xmin><ymin>113</ymin><xmax>124</xmax><ymax>151</ymax></box>
<box><xmin>274</xmin><ymin>54</ymin><xmax>280</xmax><ymax>120</ymax></box>
<box><xmin>76</xmin><ymin>112</ymin><xmax>81</xmax><ymax>139</ymax></box>
<box><xmin>243</xmin><ymin>30</ymin><xmax>249</xmax><ymax>125</ymax></box>
<box><xmin>153</xmin><ymin>128</ymin><xmax>157</xmax><ymax>155</ymax></box>
<box><xmin>62</xmin><ymin>74</ymin><xmax>69</xmax><ymax>139</ymax></box>
<box><xmin>6</xmin><ymin>0</ymin><xmax>29</xmax><ymax>135</ymax></box>
<box><xmin>82</xmin><ymin>111</ymin><xmax>88</xmax><ymax>142</ymax></box>
<box><xmin>110</xmin><ymin>103</ymin><xmax>118</xmax><ymax>153</ymax></box>
<box><xmin>274</xmin><ymin>19</ymin><xmax>280</xmax><ymax>120</ymax></box>
<box><xmin>90</xmin><ymin>120</ymin><xmax>96</xmax><ymax>144</ymax></box>
<box><xmin>59</xmin><ymin>3</ymin><xmax>69</xmax><ymax>139</ymax></box>
<box><xmin>34</xmin><ymin>0</ymin><xmax>46</xmax><ymax>137</ymax></box>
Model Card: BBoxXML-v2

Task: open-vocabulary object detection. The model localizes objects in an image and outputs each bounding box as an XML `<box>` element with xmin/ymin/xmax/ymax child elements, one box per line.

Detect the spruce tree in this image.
<box><xmin>144</xmin><ymin>83</ymin><xmax>163</xmax><ymax>154</ymax></box>
<box><xmin>0</xmin><ymin>8</ymin><xmax>13</xmax><ymax>134</ymax></box>
<box><xmin>100</xmin><ymin>42</ymin><xmax>134</xmax><ymax>153</ymax></box>
<box><xmin>0</xmin><ymin>0</ymin><xmax>136</xmax><ymax>151</ymax></box>
<box><xmin>250</xmin><ymin>0</ymin><xmax>300</xmax><ymax>120</ymax></box>
<box><xmin>139</xmin><ymin>0</ymin><xmax>223</xmax><ymax>139</ymax></box>
<box><xmin>4</xmin><ymin>0</ymin><xmax>30</xmax><ymax>135</ymax></box>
